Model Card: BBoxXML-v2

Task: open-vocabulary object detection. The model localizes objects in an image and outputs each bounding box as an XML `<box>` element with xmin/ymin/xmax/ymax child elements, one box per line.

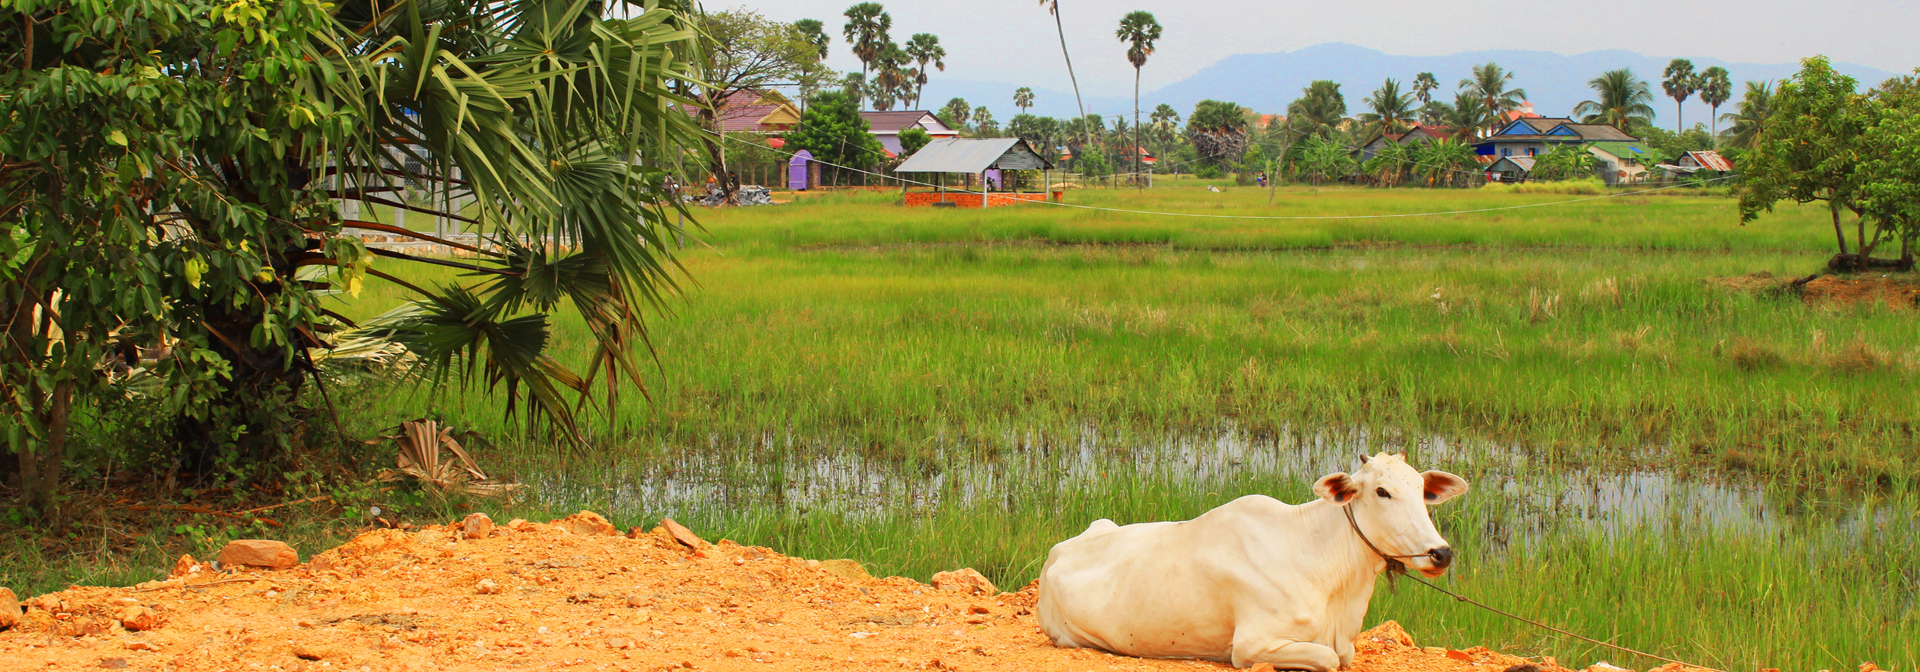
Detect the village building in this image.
<box><xmin>1659</xmin><ymin>150</ymin><xmax>1735</xmax><ymax>179</ymax></box>
<box><xmin>1472</xmin><ymin>117</ymin><xmax>1655</xmax><ymax>184</ymax></box>
<box><xmin>702</xmin><ymin>90</ymin><xmax>802</xmax><ymax>144</ymax></box>
<box><xmin>860</xmin><ymin>111</ymin><xmax>962</xmax><ymax>155</ymax></box>
<box><xmin>1485</xmin><ymin>155</ymin><xmax>1536</xmax><ymax>182</ymax></box>
<box><xmin>1357</xmin><ymin>124</ymin><xmax>1457</xmax><ymax>160</ymax></box>
<box><xmin>892</xmin><ymin>137</ymin><xmax>1056</xmax><ymax>208</ymax></box>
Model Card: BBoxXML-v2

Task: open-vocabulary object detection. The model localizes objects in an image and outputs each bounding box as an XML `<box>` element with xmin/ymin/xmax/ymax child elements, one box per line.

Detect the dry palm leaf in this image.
<box><xmin>376</xmin><ymin>420</ymin><xmax>524</xmax><ymax>497</ymax></box>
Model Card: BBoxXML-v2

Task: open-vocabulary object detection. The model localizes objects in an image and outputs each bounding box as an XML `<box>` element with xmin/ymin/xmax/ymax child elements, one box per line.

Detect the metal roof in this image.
<box><xmin>1490</xmin><ymin>156</ymin><xmax>1536</xmax><ymax>172</ymax></box>
<box><xmin>893</xmin><ymin>138</ymin><xmax>1053</xmax><ymax>173</ymax></box>
<box><xmin>1682</xmin><ymin>150</ymin><xmax>1734</xmax><ymax>171</ymax></box>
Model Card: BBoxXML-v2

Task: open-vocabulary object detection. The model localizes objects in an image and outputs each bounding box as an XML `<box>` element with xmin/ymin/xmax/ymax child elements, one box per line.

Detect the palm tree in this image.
<box><xmin>1413</xmin><ymin>72</ymin><xmax>1439</xmax><ymax>106</ymax></box>
<box><xmin>1115</xmin><ymin>10</ymin><xmax>1163</xmax><ymax>182</ymax></box>
<box><xmin>1360</xmin><ymin>78</ymin><xmax>1416</xmax><ymax>134</ymax></box>
<box><xmin>1436</xmin><ymin>91</ymin><xmax>1487</xmax><ymax>134</ymax></box>
<box><xmin>1014</xmin><ymin>87</ymin><xmax>1035</xmax><ymax>114</ymax></box>
<box><xmin>1698</xmin><ymin>66</ymin><xmax>1732</xmax><ymax>138</ymax></box>
<box><xmin>842</xmin><ymin>3</ymin><xmax>891</xmax><ymax>110</ymax></box>
<box><xmin>1150</xmin><ymin>103</ymin><xmax>1179</xmax><ymax>169</ymax></box>
<box><xmin>1662</xmin><ymin>58</ymin><xmax>1698</xmax><ymax>133</ymax></box>
<box><xmin>904</xmin><ymin>33</ymin><xmax>945</xmax><ymax>109</ymax></box>
<box><xmin>1039</xmin><ymin>0</ymin><xmax>1093</xmax><ymax>148</ymax></box>
<box><xmin>1286</xmin><ymin>80</ymin><xmax>1348</xmax><ymax>140</ymax></box>
<box><xmin>794</xmin><ymin>19</ymin><xmax>831</xmax><ymax>61</ymax></box>
<box><xmin>1459</xmin><ymin>62</ymin><xmax>1527</xmax><ymax>138</ymax></box>
<box><xmin>1574</xmin><ymin>68</ymin><xmax>1657</xmax><ymax>132</ymax></box>
<box><xmin>1718</xmin><ymin>80</ymin><xmax>1772</xmax><ymax>149</ymax></box>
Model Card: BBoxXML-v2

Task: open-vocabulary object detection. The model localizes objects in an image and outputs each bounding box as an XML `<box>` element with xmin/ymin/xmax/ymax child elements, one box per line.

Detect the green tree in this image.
<box><xmin>939</xmin><ymin>98</ymin><xmax>973</xmax><ymax>130</ymax></box>
<box><xmin>904</xmin><ymin>34</ymin><xmax>946</xmax><ymax>109</ymax></box>
<box><xmin>1531</xmin><ymin>144</ymin><xmax>1601</xmax><ymax>181</ymax></box>
<box><xmin>898</xmin><ymin>127</ymin><xmax>933</xmax><ymax>157</ymax></box>
<box><xmin>973</xmin><ymin>106</ymin><xmax>998</xmax><ymax>137</ymax></box>
<box><xmin>1699</xmin><ymin>66</ymin><xmax>1733</xmax><ymax>138</ymax></box>
<box><xmin>694</xmin><ymin>9</ymin><xmax>825</xmax><ymax>197</ymax></box>
<box><xmin>1007</xmin><ymin>114</ymin><xmax>1061</xmax><ymax>161</ymax></box>
<box><xmin>1015</xmin><ymin>88</ymin><xmax>1036</xmax><ymax>114</ymax></box>
<box><xmin>1185</xmin><ymin>100</ymin><xmax>1249</xmax><ymax>169</ymax></box>
<box><xmin>1076</xmin><ymin>145</ymin><xmax>1112</xmax><ymax>177</ymax></box>
<box><xmin>1411</xmin><ymin>139</ymin><xmax>1480</xmax><ymax>188</ymax></box>
<box><xmin>1</xmin><ymin>0</ymin><xmax>705</xmax><ymax>515</ymax></box>
<box><xmin>1574</xmin><ymin>69</ymin><xmax>1657</xmax><ymax>132</ymax></box>
<box><xmin>1295</xmin><ymin>135</ymin><xmax>1355</xmax><ymax>185</ymax></box>
<box><xmin>1460</xmin><ymin>62</ymin><xmax>1527</xmax><ymax>138</ymax></box>
<box><xmin>1858</xmin><ymin>79</ymin><xmax>1920</xmax><ymax>263</ymax></box>
<box><xmin>790</xmin><ymin>91</ymin><xmax>888</xmax><ymax>183</ymax></box>
<box><xmin>794</xmin><ymin>19</ymin><xmax>832</xmax><ymax>60</ymax></box>
<box><xmin>1116</xmin><ymin>10</ymin><xmax>1163</xmax><ymax>181</ymax></box>
<box><xmin>868</xmin><ymin>41</ymin><xmax>911</xmax><ymax>112</ymax></box>
<box><xmin>1361</xmin><ymin>140</ymin><xmax>1415</xmax><ymax>187</ymax></box>
<box><xmin>842</xmin><ymin>3</ymin><xmax>892</xmax><ymax>110</ymax></box>
<box><xmin>1719</xmin><ymin>81</ymin><xmax>1773</xmax><ymax>149</ymax></box>
<box><xmin>1662</xmin><ymin>59</ymin><xmax>1698</xmax><ymax>133</ymax></box>
<box><xmin>1413</xmin><ymin>72</ymin><xmax>1439</xmax><ymax>106</ymax></box>
<box><xmin>1739</xmin><ymin>57</ymin><xmax>1875</xmax><ymax>267</ymax></box>
<box><xmin>1286</xmin><ymin>81</ymin><xmax>1348</xmax><ymax>140</ymax></box>
<box><xmin>1361</xmin><ymin>78</ymin><xmax>1416</xmax><ymax>134</ymax></box>
<box><xmin>1149</xmin><ymin>104</ymin><xmax>1181</xmax><ymax>171</ymax></box>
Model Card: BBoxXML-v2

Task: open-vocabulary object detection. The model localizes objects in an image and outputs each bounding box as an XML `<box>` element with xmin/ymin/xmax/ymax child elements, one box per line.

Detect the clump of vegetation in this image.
<box><xmin>1724</xmin><ymin>337</ymin><xmax>1786</xmax><ymax>370</ymax></box>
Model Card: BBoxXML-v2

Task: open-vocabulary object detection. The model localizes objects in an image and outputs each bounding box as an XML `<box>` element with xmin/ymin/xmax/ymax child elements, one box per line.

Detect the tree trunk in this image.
<box><xmin>1133</xmin><ymin>68</ymin><xmax>1142</xmax><ymax>189</ymax></box>
<box><xmin>1051</xmin><ymin>6</ymin><xmax>1093</xmax><ymax>150</ymax></box>
<box><xmin>1830</xmin><ymin>206</ymin><xmax>1850</xmax><ymax>257</ymax></box>
<box><xmin>35</xmin><ymin>379</ymin><xmax>71</xmax><ymax>523</ymax></box>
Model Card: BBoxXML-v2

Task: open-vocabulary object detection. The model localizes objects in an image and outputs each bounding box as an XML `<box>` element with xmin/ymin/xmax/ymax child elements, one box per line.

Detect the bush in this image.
<box><xmin>1481</xmin><ymin>178</ymin><xmax>1608</xmax><ymax>195</ymax></box>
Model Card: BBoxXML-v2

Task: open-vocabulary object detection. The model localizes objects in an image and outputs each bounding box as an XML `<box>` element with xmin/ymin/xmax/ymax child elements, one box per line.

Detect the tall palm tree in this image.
<box><xmin>1150</xmin><ymin>103</ymin><xmax>1179</xmax><ymax>168</ymax></box>
<box><xmin>904</xmin><ymin>33</ymin><xmax>945</xmax><ymax>109</ymax></box>
<box><xmin>1698</xmin><ymin>66</ymin><xmax>1732</xmax><ymax>139</ymax></box>
<box><xmin>1116</xmin><ymin>10</ymin><xmax>1163</xmax><ymax>182</ymax></box>
<box><xmin>1361</xmin><ymin>78</ymin><xmax>1416</xmax><ymax>134</ymax></box>
<box><xmin>1286</xmin><ymin>80</ymin><xmax>1347</xmax><ymax>142</ymax></box>
<box><xmin>1574</xmin><ymin>68</ymin><xmax>1657</xmax><ymax>132</ymax></box>
<box><xmin>1014</xmin><ymin>87</ymin><xmax>1035</xmax><ymax>114</ymax></box>
<box><xmin>794</xmin><ymin>19</ymin><xmax>831</xmax><ymax>61</ymax></box>
<box><xmin>1413</xmin><ymin>72</ymin><xmax>1439</xmax><ymax>106</ymax></box>
<box><xmin>1662</xmin><ymin>58</ymin><xmax>1698</xmax><ymax>133</ymax></box>
<box><xmin>842</xmin><ymin>3</ymin><xmax>891</xmax><ymax>110</ymax></box>
<box><xmin>1437</xmin><ymin>91</ymin><xmax>1487</xmax><ymax>134</ymax></box>
<box><xmin>1459</xmin><ymin>62</ymin><xmax>1527</xmax><ymax>138</ymax></box>
<box><xmin>1039</xmin><ymin>0</ymin><xmax>1093</xmax><ymax>148</ymax></box>
<box><xmin>1718</xmin><ymin>80</ymin><xmax>1772</xmax><ymax>149</ymax></box>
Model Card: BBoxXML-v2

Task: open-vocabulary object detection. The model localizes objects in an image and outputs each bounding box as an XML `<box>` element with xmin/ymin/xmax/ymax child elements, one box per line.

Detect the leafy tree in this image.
<box><xmin>1149</xmin><ymin>104</ymin><xmax>1181</xmax><ymax>170</ymax></box>
<box><xmin>1460</xmin><ymin>62</ymin><xmax>1527</xmax><ymax>138</ymax></box>
<box><xmin>904</xmin><ymin>34</ymin><xmax>946</xmax><ymax>109</ymax></box>
<box><xmin>1719</xmin><ymin>81</ymin><xmax>1773</xmax><ymax>149</ymax></box>
<box><xmin>794</xmin><ymin>19</ymin><xmax>832</xmax><ymax>60</ymax></box>
<box><xmin>1662</xmin><ymin>59</ymin><xmax>1698</xmax><ymax>133</ymax></box>
<box><xmin>1116</xmin><ymin>10</ymin><xmax>1163</xmax><ymax>181</ymax></box>
<box><xmin>1411</xmin><ymin>139</ymin><xmax>1480</xmax><ymax>188</ymax></box>
<box><xmin>1</xmin><ymin>0</ymin><xmax>704</xmax><ymax>515</ymax></box>
<box><xmin>1698</xmin><ymin>66</ymin><xmax>1733</xmax><ymax>138</ymax></box>
<box><xmin>1413</xmin><ymin>72</ymin><xmax>1439</xmax><ymax>106</ymax></box>
<box><xmin>1076</xmin><ymin>146</ymin><xmax>1112</xmax><ymax>177</ymax></box>
<box><xmin>1531</xmin><ymin>144</ymin><xmax>1601</xmax><ymax>181</ymax></box>
<box><xmin>972</xmin><ymin>106</ymin><xmax>998</xmax><ymax>137</ymax></box>
<box><xmin>1015</xmin><ymin>88</ymin><xmax>1036</xmax><ymax>114</ymax></box>
<box><xmin>1038</xmin><ymin>0</ymin><xmax>1092</xmax><ymax>148</ymax></box>
<box><xmin>1361</xmin><ymin>140</ymin><xmax>1415</xmax><ymax>187</ymax></box>
<box><xmin>1286</xmin><ymin>81</ymin><xmax>1348</xmax><ymax>141</ymax></box>
<box><xmin>791</xmin><ymin>91</ymin><xmax>888</xmax><ymax>184</ymax></box>
<box><xmin>1295</xmin><ymin>135</ymin><xmax>1355</xmax><ymax>185</ymax></box>
<box><xmin>1739</xmin><ymin>57</ymin><xmax>1878</xmax><ymax>268</ymax></box>
<box><xmin>842</xmin><ymin>3</ymin><xmax>892</xmax><ymax>110</ymax></box>
<box><xmin>868</xmin><ymin>41</ymin><xmax>911</xmax><ymax>112</ymax></box>
<box><xmin>1857</xmin><ymin>78</ymin><xmax>1920</xmax><ymax>263</ymax></box>
<box><xmin>1186</xmin><ymin>100</ymin><xmax>1249</xmax><ymax>169</ymax></box>
<box><xmin>939</xmin><ymin>98</ymin><xmax>972</xmax><ymax>130</ymax></box>
<box><xmin>898</xmin><ymin>128</ymin><xmax>933</xmax><ymax>157</ymax></box>
<box><xmin>1361</xmin><ymin>78</ymin><xmax>1416</xmax><ymax>134</ymax></box>
<box><xmin>1575</xmin><ymin>69</ymin><xmax>1657</xmax><ymax>132</ymax></box>
<box><xmin>1007</xmin><ymin>114</ymin><xmax>1061</xmax><ymax>160</ymax></box>
<box><xmin>693</xmin><ymin>9</ymin><xmax>826</xmax><ymax>198</ymax></box>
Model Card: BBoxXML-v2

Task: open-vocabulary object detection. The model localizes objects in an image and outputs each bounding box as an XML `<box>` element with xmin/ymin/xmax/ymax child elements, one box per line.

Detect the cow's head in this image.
<box><xmin>1312</xmin><ymin>452</ymin><xmax>1469</xmax><ymax>577</ymax></box>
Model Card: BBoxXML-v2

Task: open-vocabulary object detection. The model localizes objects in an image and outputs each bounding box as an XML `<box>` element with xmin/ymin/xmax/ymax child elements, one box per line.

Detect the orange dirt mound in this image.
<box><xmin>1711</xmin><ymin>272</ymin><xmax>1920</xmax><ymax>310</ymax></box>
<box><xmin>0</xmin><ymin>511</ymin><xmax>1675</xmax><ymax>672</ymax></box>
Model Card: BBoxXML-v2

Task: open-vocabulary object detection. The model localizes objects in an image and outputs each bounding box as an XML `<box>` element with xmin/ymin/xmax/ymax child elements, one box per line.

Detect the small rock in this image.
<box><xmin>293</xmin><ymin>645</ymin><xmax>336</xmax><ymax>660</ymax></box>
<box><xmin>660</xmin><ymin>518</ymin><xmax>705</xmax><ymax>549</ymax></box>
<box><xmin>117</xmin><ymin>606</ymin><xmax>163</xmax><ymax>632</ymax></box>
<box><xmin>462</xmin><ymin>513</ymin><xmax>494</xmax><ymax>540</ymax></box>
<box><xmin>967</xmin><ymin>605</ymin><xmax>990</xmax><ymax>615</ymax></box>
<box><xmin>98</xmin><ymin>658</ymin><xmax>129</xmax><ymax>669</ymax></box>
<box><xmin>0</xmin><ymin>587</ymin><xmax>18</xmax><ymax>630</ymax></box>
<box><xmin>932</xmin><ymin>568</ymin><xmax>997</xmax><ymax>596</ymax></box>
<box><xmin>819</xmin><ymin>559</ymin><xmax>869</xmax><ymax>581</ymax></box>
<box><xmin>475</xmin><ymin>579</ymin><xmax>502</xmax><ymax>595</ymax></box>
<box><xmin>170</xmin><ymin>555</ymin><xmax>199</xmax><ymax>578</ymax></box>
<box><xmin>218</xmin><ymin>540</ymin><xmax>299</xmax><ymax>570</ymax></box>
<box><xmin>724</xmin><ymin>649</ymin><xmax>746</xmax><ymax>658</ymax></box>
<box><xmin>123</xmin><ymin>641</ymin><xmax>159</xmax><ymax>652</ymax></box>
<box><xmin>1424</xmin><ymin>647</ymin><xmax>1447</xmax><ymax>655</ymax></box>
<box><xmin>1446</xmin><ymin>649</ymin><xmax>1473</xmax><ymax>661</ymax></box>
<box><xmin>555</xmin><ymin>510</ymin><xmax>620</xmax><ymax>536</ymax></box>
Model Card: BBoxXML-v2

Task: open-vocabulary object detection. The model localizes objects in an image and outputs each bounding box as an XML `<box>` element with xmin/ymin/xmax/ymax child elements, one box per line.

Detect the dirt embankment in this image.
<box><xmin>1712</xmin><ymin>272</ymin><xmax>1920</xmax><ymax>310</ymax></box>
<box><xmin>1</xmin><ymin>511</ymin><xmax>1690</xmax><ymax>672</ymax></box>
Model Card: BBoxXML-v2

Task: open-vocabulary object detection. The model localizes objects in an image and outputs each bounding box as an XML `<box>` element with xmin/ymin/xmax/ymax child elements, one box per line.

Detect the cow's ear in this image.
<box><xmin>1421</xmin><ymin>470</ymin><xmax>1469</xmax><ymax>505</ymax></box>
<box><xmin>1314</xmin><ymin>472</ymin><xmax>1358</xmax><ymax>506</ymax></box>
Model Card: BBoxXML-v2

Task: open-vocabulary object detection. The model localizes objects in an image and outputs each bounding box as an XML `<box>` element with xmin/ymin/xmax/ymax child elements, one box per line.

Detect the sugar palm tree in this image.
<box><xmin>1361</xmin><ymin>78</ymin><xmax>1416</xmax><ymax>134</ymax></box>
<box><xmin>1014</xmin><ymin>87</ymin><xmax>1035</xmax><ymax>114</ymax></box>
<box><xmin>1460</xmin><ymin>62</ymin><xmax>1527</xmax><ymax>138</ymax></box>
<box><xmin>842</xmin><ymin>3</ymin><xmax>891</xmax><ymax>110</ymax></box>
<box><xmin>1039</xmin><ymin>0</ymin><xmax>1093</xmax><ymax>148</ymax></box>
<box><xmin>1698</xmin><ymin>66</ymin><xmax>1732</xmax><ymax>138</ymax></box>
<box><xmin>794</xmin><ymin>19</ymin><xmax>831</xmax><ymax>61</ymax></box>
<box><xmin>1286</xmin><ymin>80</ymin><xmax>1348</xmax><ymax>140</ymax></box>
<box><xmin>1662</xmin><ymin>58</ymin><xmax>1698</xmax><ymax>133</ymax></box>
<box><xmin>1574</xmin><ymin>68</ymin><xmax>1657</xmax><ymax>132</ymax></box>
<box><xmin>1116</xmin><ymin>10</ymin><xmax>1163</xmax><ymax>181</ymax></box>
<box><xmin>905</xmin><ymin>33</ymin><xmax>945</xmax><ymax>109</ymax></box>
<box><xmin>1413</xmin><ymin>72</ymin><xmax>1439</xmax><ymax>106</ymax></box>
<box><xmin>1718</xmin><ymin>80</ymin><xmax>1772</xmax><ymax>149</ymax></box>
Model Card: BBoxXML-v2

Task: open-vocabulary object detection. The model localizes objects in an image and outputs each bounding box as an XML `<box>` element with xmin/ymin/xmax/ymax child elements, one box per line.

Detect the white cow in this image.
<box><xmin>1037</xmin><ymin>452</ymin><xmax>1468</xmax><ymax>671</ymax></box>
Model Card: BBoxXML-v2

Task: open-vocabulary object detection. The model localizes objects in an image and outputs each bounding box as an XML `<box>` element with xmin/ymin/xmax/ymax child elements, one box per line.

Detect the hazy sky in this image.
<box><xmin>734</xmin><ymin>0</ymin><xmax>1919</xmax><ymax>97</ymax></box>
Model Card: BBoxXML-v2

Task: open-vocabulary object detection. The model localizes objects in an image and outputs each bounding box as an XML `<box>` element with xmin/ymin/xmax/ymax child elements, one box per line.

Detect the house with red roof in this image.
<box><xmin>699</xmin><ymin>90</ymin><xmax>802</xmax><ymax>147</ymax></box>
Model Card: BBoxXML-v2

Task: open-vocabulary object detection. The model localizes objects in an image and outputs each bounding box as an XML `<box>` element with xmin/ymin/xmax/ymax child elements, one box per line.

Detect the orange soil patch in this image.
<box><xmin>0</xmin><ymin>511</ymin><xmax>1692</xmax><ymax>672</ymax></box>
<box><xmin>1711</xmin><ymin>272</ymin><xmax>1920</xmax><ymax>310</ymax></box>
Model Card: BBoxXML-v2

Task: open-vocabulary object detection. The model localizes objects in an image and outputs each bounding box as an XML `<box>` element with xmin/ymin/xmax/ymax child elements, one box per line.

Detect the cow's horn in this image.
<box><xmin>1359</xmin><ymin>454</ymin><xmax>1370</xmax><ymax>464</ymax></box>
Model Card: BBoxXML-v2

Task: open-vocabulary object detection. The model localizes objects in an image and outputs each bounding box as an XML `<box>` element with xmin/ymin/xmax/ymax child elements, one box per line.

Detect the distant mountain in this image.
<box><xmin>917</xmin><ymin>43</ymin><xmax>1900</xmax><ymax>131</ymax></box>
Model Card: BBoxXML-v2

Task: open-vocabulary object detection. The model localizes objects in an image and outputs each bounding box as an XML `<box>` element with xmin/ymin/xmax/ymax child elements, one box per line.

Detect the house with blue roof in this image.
<box><xmin>1472</xmin><ymin>117</ymin><xmax>1655</xmax><ymax>184</ymax></box>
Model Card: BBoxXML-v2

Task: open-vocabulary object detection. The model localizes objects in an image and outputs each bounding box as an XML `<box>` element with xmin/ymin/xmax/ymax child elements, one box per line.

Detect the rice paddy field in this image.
<box><xmin>114</xmin><ymin>186</ymin><xmax>1920</xmax><ymax>670</ymax></box>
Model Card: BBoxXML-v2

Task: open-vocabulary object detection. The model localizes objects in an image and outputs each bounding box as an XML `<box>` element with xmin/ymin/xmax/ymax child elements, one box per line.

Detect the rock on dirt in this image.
<box><xmin>0</xmin><ymin>587</ymin><xmax>17</xmax><ymax>630</ymax></box>
<box><xmin>461</xmin><ymin>512</ymin><xmax>494</xmax><ymax>539</ymax></box>
<box><xmin>217</xmin><ymin>540</ymin><xmax>298</xmax><ymax>569</ymax></box>
<box><xmin>116</xmin><ymin>606</ymin><xmax>162</xmax><ymax>632</ymax></box>
<box><xmin>555</xmin><ymin>510</ymin><xmax>619</xmax><ymax>536</ymax></box>
<box><xmin>657</xmin><ymin>517</ymin><xmax>706</xmax><ymax>549</ymax></box>
<box><xmin>818</xmin><ymin>559</ymin><xmax>870</xmax><ymax>580</ymax></box>
<box><xmin>932</xmin><ymin>568</ymin><xmax>998</xmax><ymax>595</ymax></box>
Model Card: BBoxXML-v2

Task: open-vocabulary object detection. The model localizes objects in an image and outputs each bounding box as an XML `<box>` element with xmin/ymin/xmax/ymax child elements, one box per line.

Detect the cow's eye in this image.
<box><xmin>1375</xmin><ymin>487</ymin><xmax>1391</xmax><ymax>499</ymax></box>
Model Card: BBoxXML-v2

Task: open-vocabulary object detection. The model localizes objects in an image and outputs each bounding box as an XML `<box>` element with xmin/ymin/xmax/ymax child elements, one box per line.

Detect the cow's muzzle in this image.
<box><xmin>1420</xmin><ymin>546</ymin><xmax>1455</xmax><ymax>576</ymax></box>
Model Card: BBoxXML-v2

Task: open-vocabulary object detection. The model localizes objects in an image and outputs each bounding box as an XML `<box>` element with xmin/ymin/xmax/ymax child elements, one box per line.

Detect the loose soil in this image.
<box><xmin>1711</xmin><ymin>271</ymin><xmax>1920</xmax><ymax>310</ymax></box>
<box><xmin>0</xmin><ymin>511</ymin><xmax>1693</xmax><ymax>672</ymax></box>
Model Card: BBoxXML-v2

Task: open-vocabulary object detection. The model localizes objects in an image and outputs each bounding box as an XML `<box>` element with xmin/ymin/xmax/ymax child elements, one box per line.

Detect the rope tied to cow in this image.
<box><xmin>1343</xmin><ymin>502</ymin><xmax>1727</xmax><ymax>672</ymax></box>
